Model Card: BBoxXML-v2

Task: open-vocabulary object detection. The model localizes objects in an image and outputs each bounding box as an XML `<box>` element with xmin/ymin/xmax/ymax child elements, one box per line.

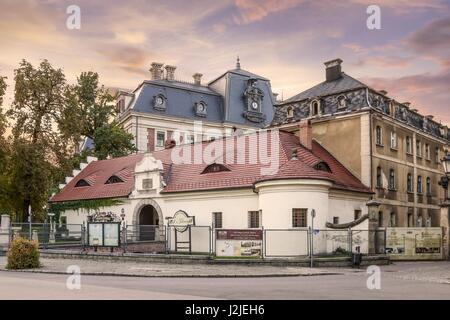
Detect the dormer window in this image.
<box><xmin>337</xmin><ymin>95</ymin><xmax>347</xmax><ymax>110</ymax></box>
<box><xmin>310</xmin><ymin>99</ymin><xmax>321</xmax><ymax>116</ymax></box>
<box><xmin>74</xmin><ymin>179</ymin><xmax>90</xmax><ymax>188</ymax></box>
<box><xmin>201</xmin><ymin>163</ymin><xmax>230</xmax><ymax>174</ymax></box>
<box><xmin>287</xmin><ymin>107</ymin><xmax>294</xmax><ymax>119</ymax></box>
<box><xmin>153</xmin><ymin>94</ymin><xmax>166</xmax><ymax>111</ymax></box>
<box><xmin>314</xmin><ymin>161</ymin><xmax>331</xmax><ymax>173</ymax></box>
<box><xmin>105</xmin><ymin>175</ymin><xmax>124</xmax><ymax>184</ymax></box>
<box><xmin>117</xmin><ymin>99</ymin><xmax>125</xmax><ymax>113</ymax></box>
<box><xmin>195</xmin><ymin>101</ymin><xmax>207</xmax><ymax>117</ymax></box>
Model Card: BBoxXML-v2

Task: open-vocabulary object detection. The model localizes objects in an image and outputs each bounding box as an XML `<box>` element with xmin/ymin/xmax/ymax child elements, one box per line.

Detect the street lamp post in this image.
<box><xmin>439</xmin><ymin>154</ymin><xmax>450</xmax><ymax>200</ymax></box>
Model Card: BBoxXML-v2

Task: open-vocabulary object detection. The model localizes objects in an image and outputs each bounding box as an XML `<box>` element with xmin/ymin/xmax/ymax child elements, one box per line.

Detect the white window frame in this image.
<box><xmin>390</xmin><ymin>131</ymin><xmax>397</xmax><ymax>149</ymax></box>
<box><xmin>155</xmin><ymin>130</ymin><xmax>166</xmax><ymax>148</ymax></box>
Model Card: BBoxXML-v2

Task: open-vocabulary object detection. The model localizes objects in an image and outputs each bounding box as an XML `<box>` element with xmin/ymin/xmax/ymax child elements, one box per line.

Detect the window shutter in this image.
<box><xmin>259</xmin><ymin>210</ymin><xmax>262</xmax><ymax>228</ymax></box>
<box><xmin>248</xmin><ymin>212</ymin><xmax>251</xmax><ymax>228</ymax></box>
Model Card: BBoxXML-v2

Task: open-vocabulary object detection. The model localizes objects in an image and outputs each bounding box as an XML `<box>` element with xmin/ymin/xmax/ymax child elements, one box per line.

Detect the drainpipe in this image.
<box><xmin>366</xmin><ymin>88</ymin><xmax>374</xmax><ymax>191</ymax></box>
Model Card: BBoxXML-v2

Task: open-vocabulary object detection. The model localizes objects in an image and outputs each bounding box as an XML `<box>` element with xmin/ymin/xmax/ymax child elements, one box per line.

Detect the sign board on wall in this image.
<box><xmin>167</xmin><ymin>210</ymin><xmax>195</xmax><ymax>233</ymax></box>
<box><xmin>215</xmin><ymin>229</ymin><xmax>263</xmax><ymax>257</ymax></box>
<box><xmin>385</xmin><ymin>228</ymin><xmax>442</xmax><ymax>260</ymax></box>
<box><xmin>87</xmin><ymin>222</ymin><xmax>120</xmax><ymax>247</ymax></box>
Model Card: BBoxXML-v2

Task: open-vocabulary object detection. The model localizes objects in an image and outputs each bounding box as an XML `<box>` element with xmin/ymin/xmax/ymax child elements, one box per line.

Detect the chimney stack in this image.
<box><xmin>324</xmin><ymin>58</ymin><xmax>343</xmax><ymax>82</ymax></box>
<box><xmin>193</xmin><ymin>73</ymin><xmax>203</xmax><ymax>86</ymax></box>
<box><xmin>379</xmin><ymin>90</ymin><xmax>388</xmax><ymax>96</ymax></box>
<box><xmin>165</xmin><ymin>65</ymin><xmax>176</xmax><ymax>81</ymax></box>
<box><xmin>402</xmin><ymin>102</ymin><xmax>411</xmax><ymax>107</ymax></box>
<box><xmin>150</xmin><ymin>62</ymin><xmax>164</xmax><ymax>80</ymax></box>
<box><xmin>298</xmin><ymin>119</ymin><xmax>312</xmax><ymax>150</ymax></box>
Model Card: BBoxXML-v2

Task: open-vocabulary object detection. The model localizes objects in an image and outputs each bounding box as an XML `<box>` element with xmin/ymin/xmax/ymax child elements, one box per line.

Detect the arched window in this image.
<box><xmin>201</xmin><ymin>163</ymin><xmax>230</xmax><ymax>174</ymax></box>
<box><xmin>407</xmin><ymin>173</ymin><xmax>413</xmax><ymax>193</ymax></box>
<box><xmin>74</xmin><ymin>179</ymin><xmax>90</xmax><ymax>188</ymax></box>
<box><xmin>105</xmin><ymin>175</ymin><xmax>124</xmax><ymax>184</ymax></box>
<box><xmin>287</xmin><ymin>107</ymin><xmax>294</xmax><ymax>118</ymax></box>
<box><xmin>376</xmin><ymin>167</ymin><xmax>382</xmax><ymax>188</ymax></box>
<box><xmin>337</xmin><ymin>95</ymin><xmax>347</xmax><ymax>110</ymax></box>
<box><xmin>310</xmin><ymin>100</ymin><xmax>320</xmax><ymax>116</ymax></box>
<box><xmin>389</xmin><ymin>169</ymin><xmax>395</xmax><ymax>190</ymax></box>
<box><xmin>378</xmin><ymin>211</ymin><xmax>383</xmax><ymax>227</ymax></box>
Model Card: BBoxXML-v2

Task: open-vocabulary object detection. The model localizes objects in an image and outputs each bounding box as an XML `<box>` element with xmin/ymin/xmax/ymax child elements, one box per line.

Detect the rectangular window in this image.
<box><xmin>376</xmin><ymin>126</ymin><xmax>383</xmax><ymax>146</ymax></box>
<box><xmin>333</xmin><ymin>217</ymin><xmax>339</xmax><ymax>225</ymax></box>
<box><xmin>212</xmin><ymin>212</ymin><xmax>222</xmax><ymax>229</ymax></box>
<box><xmin>407</xmin><ymin>213</ymin><xmax>413</xmax><ymax>227</ymax></box>
<box><xmin>186</xmin><ymin>134</ymin><xmax>195</xmax><ymax>144</ymax></box>
<box><xmin>248</xmin><ymin>211</ymin><xmax>261</xmax><ymax>228</ymax></box>
<box><xmin>390</xmin><ymin>132</ymin><xmax>397</xmax><ymax>149</ymax></box>
<box><xmin>156</xmin><ymin>131</ymin><xmax>166</xmax><ymax>148</ymax></box>
<box><xmin>376</xmin><ymin>167</ymin><xmax>383</xmax><ymax>188</ymax></box>
<box><xmin>425</xmin><ymin>144</ymin><xmax>430</xmax><ymax>160</ymax></box>
<box><xmin>435</xmin><ymin>147</ymin><xmax>440</xmax><ymax>164</ymax></box>
<box><xmin>354</xmin><ymin>210</ymin><xmax>362</xmax><ymax>221</ymax></box>
<box><xmin>426</xmin><ymin>177</ymin><xmax>431</xmax><ymax>196</ymax></box>
<box><xmin>142</xmin><ymin>178</ymin><xmax>153</xmax><ymax>190</ymax></box>
<box><xmin>378</xmin><ymin>211</ymin><xmax>383</xmax><ymax>227</ymax></box>
<box><xmin>417</xmin><ymin>176</ymin><xmax>422</xmax><ymax>194</ymax></box>
<box><xmin>406</xmin><ymin>136</ymin><xmax>412</xmax><ymax>154</ymax></box>
<box><xmin>416</xmin><ymin>140</ymin><xmax>422</xmax><ymax>157</ymax></box>
<box><xmin>389</xmin><ymin>212</ymin><xmax>396</xmax><ymax>227</ymax></box>
<box><xmin>389</xmin><ymin>169</ymin><xmax>396</xmax><ymax>190</ymax></box>
<box><xmin>292</xmin><ymin>209</ymin><xmax>307</xmax><ymax>228</ymax></box>
<box><xmin>407</xmin><ymin>174</ymin><xmax>413</xmax><ymax>193</ymax></box>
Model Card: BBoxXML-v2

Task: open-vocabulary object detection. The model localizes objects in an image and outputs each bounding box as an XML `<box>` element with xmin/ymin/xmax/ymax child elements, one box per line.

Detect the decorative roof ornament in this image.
<box><xmin>236</xmin><ymin>56</ymin><xmax>241</xmax><ymax>70</ymax></box>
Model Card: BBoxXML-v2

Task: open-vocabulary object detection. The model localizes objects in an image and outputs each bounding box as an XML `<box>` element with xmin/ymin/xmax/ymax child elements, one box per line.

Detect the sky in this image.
<box><xmin>0</xmin><ymin>0</ymin><xmax>449</xmax><ymax>125</ymax></box>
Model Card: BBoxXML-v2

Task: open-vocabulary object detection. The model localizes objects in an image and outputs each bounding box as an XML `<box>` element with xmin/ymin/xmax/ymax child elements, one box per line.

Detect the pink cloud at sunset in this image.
<box><xmin>0</xmin><ymin>0</ymin><xmax>448</xmax><ymax>125</ymax></box>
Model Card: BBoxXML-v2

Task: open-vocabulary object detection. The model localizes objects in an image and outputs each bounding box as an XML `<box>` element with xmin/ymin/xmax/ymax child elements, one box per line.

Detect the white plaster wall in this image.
<box><xmin>256</xmin><ymin>180</ymin><xmax>332</xmax><ymax>230</ymax></box>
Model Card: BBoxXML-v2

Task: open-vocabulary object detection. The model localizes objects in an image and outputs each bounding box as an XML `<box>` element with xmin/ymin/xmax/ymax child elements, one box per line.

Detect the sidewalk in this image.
<box><xmin>0</xmin><ymin>256</ymin><xmax>344</xmax><ymax>278</ymax></box>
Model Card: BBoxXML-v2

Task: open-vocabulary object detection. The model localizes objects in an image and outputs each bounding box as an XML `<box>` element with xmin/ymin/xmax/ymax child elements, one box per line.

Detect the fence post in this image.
<box><xmin>309</xmin><ymin>226</ymin><xmax>313</xmax><ymax>268</ymax></box>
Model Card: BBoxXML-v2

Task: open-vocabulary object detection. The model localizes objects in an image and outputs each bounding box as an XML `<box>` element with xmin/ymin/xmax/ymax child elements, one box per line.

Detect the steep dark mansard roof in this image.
<box><xmin>282</xmin><ymin>73</ymin><xmax>366</xmax><ymax>103</ymax></box>
<box><xmin>275</xmin><ymin>71</ymin><xmax>449</xmax><ymax>142</ymax></box>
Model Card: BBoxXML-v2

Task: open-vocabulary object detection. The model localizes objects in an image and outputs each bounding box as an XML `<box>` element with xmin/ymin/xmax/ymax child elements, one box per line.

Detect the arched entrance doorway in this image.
<box><xmin>138</xmin><ymin>205</ymin><xmax>160</xmax><ymax>241</ymax></box>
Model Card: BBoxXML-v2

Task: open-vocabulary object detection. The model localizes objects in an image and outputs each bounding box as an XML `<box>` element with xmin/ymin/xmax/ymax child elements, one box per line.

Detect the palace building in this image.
<box><xmin>273</xmin><ymin>59</ymin><xmax>450</xmax><ymax>228</ymax></box>
<box><xmin>116</xmin><ymin>59</ymin><xmax>276</xmax><ymax>153</ymax></box>
<box><xmin>50</xmin><ymin>126</ymin><xmax>373</xmax><ymax>253</ymax></box>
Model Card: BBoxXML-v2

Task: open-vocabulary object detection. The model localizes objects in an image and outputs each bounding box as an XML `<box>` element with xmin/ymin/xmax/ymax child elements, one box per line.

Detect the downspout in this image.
<box><xmin>366</xmin><ymin>87</ymin><xmax>374</xmax><ymax>192</ymax></box>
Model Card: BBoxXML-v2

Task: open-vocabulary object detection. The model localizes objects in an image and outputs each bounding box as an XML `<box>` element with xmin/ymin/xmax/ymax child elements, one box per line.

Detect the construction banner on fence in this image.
<box><xmin>215</xmin><ymin>229</ymin><xmax>262</xmax><ymax>257</ymax></box>
<box><xmin>385</xmin><ymin>227</ymin><xmax>443</xmax><ymax>260</ymax></box>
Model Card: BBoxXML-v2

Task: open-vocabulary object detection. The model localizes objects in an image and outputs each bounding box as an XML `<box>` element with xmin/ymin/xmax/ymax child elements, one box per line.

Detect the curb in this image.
<box><xmin>0</xmin><ymin>268</ymin><xmax>342</xmax><ymax>278</ymax></box>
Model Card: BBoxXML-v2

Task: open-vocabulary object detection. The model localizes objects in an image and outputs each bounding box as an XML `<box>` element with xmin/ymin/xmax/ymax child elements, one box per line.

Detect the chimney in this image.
<box><xmin>379</xmin><ymin>90</ymin><xmax>388</xmax><ymax>96</ymax></box>
<box><xmin>324</xmin><ymin>58</ymin><xmax>343</xmax><ymax>82</ymax></box>
<box><xmin>150</xmin><ymin>62</ymin><xmax>164</xmax><ymax>80</ymax></box>
<box><xmin>402</xmin><ymin>102</ymin><xmax>411</xmax><ymax>107</ymax></box>
<box><xmin>165</xmin><ymin>65</ymin><xmax>176</xmax><ymax>81</ymax></box>
<box><xmin>273</xmin><ymin>93</ymin><xmax>279</xmax><ymax>102</ymax></box>
<box><xmin>298</xmin><ymin>119</ymin><xmax>312</xmax><ymax>150</ymax></box>
<box><xmin>426</xmin><ymin>115</ymin><xmax>434</xmax><ymax>120</ymax></box>
<box><xmin>193</xmin><ymin>73</ymin><xmax>203</xmax><ymax>85</ymax></box>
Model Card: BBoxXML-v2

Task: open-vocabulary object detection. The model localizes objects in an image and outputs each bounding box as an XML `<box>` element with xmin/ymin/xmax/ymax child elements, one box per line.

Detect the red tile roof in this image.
<box><xmin>50</xmin><ymin>130</ymin><xmax>371</xmax><ymax>202</ymax></box>
<box><xmin>50</xmin><ymin>154</ymin><xmax>144</xmax><ymax>202</ymax></box>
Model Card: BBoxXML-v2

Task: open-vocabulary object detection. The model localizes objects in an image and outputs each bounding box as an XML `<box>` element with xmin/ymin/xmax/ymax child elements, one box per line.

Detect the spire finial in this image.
<box><xmin>236</xmin><ymin>56</ymin><xmax>241</xmax><ymax>70</ymax></box>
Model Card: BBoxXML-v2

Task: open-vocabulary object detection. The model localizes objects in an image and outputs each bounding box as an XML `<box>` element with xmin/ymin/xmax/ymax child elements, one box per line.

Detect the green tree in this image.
<box><xmin>0</xmin><ymin>76</ymin><xmax>12</xmax><ymax>213</ymax></box>
<box><xmin>61</xmin><ymin>71</ymin><xmax>136</xmax><ymax>160</ymax></box>
<box><xmin>6</xmin><ymin>60</ymin><xmax>72</xmax><ymax>221</ymax></box>
<box><xmin>93</xmin><ymin>122</ymin><xmax>136</xmax><ymax>160</ymax></box>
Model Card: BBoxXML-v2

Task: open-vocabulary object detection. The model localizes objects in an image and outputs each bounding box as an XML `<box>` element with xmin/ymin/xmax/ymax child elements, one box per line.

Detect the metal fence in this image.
<box><xmin>264</xmin><ymin>229</ymin><xmax>309</xmax><ymax>257</ymax></box>
<box><xmin>126</xmin><ymin>224</ymin><xmax>166</xmax><ymax>243</ymax></box>
<box><xmin>167</xmin><ymin>225</ymin><xmax>212</xmax><ymax>254</ymax></box>
<box><xmin>9</xmin><ymin>223</ymin><xmax>83</xmax><ymax>248</ymax></box>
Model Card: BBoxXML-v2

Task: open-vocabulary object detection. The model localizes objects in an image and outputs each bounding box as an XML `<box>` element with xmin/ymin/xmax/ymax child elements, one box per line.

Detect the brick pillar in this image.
<box><xmin>440</xmin><ymin>201</ymin><xmax>450</xmax><ymax>260</ymax></box>
<box><xmin>147</xmin><ymin>128</ymin><xmax>155</xmax><ymax>152</ymax></box>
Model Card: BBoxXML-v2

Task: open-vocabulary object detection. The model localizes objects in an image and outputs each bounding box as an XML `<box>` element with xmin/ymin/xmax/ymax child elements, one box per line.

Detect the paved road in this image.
<box><xmin>1</xmin><ymin>263</ymin><xmax>449</xmax><ymax>300</ymax></box>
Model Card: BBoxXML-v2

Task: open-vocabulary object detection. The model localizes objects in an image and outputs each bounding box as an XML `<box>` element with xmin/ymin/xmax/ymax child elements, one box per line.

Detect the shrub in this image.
<box><xmin>6</xmin><ymin>237</ymin><xmax>40</xmax><ymax>270</ymax></box>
